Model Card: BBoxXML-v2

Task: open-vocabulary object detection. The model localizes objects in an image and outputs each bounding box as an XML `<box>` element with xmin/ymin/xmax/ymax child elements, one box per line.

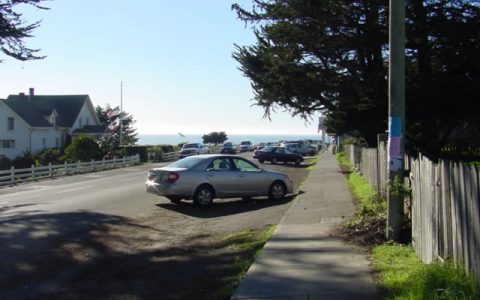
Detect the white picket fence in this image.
<box><xmin>0</xmin><ymin>154</ymin><xmax>140</xmax><ymax>186</ymax></box>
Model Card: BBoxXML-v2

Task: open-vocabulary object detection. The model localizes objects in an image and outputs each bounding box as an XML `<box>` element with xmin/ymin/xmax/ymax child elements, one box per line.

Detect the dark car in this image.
<box><xmin>220</xmin><ymin>142</ymin><xmax>236</xmax><ymax>154</ymax></box>
<box><xmin>255</xmin><ymin>146</ymin><xmax>304</xmax><ymax>165</ymax></box>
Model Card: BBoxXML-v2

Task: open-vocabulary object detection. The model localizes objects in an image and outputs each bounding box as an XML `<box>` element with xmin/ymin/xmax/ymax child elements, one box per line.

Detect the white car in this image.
<box><xmin>179</xmin><ymin>143</ymin><xmax>209</xmax><ymax>158</ymax></box>
<box><xmin>146</xmin><ymin>154</ymin><xmax>294</xmax><ymax>206</ymax></box>
<box><xmin>238</xmin><ymin>141</ymin><xmax>253</xmax><ymax>152</ymax></box>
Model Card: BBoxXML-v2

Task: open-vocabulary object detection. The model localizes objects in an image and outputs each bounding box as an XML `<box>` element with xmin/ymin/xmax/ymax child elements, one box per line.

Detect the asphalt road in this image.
<box><xmin>0</xmin><ymin>163</ymin><xmax>161</xmax><ymax>218</ymax></box>
<box><xmin>0</xmin><ymin>152</ymin><xmax>312</xmax><ymax>299</ymax></box>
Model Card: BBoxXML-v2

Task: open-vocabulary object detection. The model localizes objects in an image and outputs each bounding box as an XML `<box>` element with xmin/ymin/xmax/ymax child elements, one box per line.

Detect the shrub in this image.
<box><xmin>34</xmin><ymin>148</ymin><xmax>64</xmax><ymax>166</ymax></box>
<box><xmin>63</xmin><ymin>136</ymin><xmax>102</xmax><ymax>162</ymax></box>
<box><xmin>0</xmin><ymin>155</ymin><xmax>12</xmax><ymax>170</ymax></box>
<box><xmin>147</xmin><ymin>146</ymin><xmax>163</xmax><ymax>162</ymax></box>
<box><xmin>12</xmin><ymin>151</ymin><xmax>35</xmax><ymax>169</ymax></box>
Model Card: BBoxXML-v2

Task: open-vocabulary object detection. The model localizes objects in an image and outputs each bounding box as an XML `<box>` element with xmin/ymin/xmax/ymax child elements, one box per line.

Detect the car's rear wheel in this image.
<box><xmin>295</xmin><ymin>158</ymin><xmax>302</xmax><ymax>166</ymax></box>
<box><xmin>167</xmin><ymin>196</ymin><xmax>182</xmax><ymax>204</ymax></box>
<box><xmin>269</xmin><ymin>181</ymin><xmax>286</xmax><ymax>200</ymax></box>
<box><xmin>259</xmin><ymin>159</ymin><xmax>264</xmax><ymax>163</ymax></box>
<box><xmin>242</xmin><ymin>196</ymin><xmax>252</xmax><ymax>201</ymax></box>
<box><xmin>271</xmin><ymin>157</ymin><xmax>278</xmax><ymax>164</ymax></box>
<box><xmin>194</xmin><ymin>185</ymin><xmax>214</xmax><ymax>207</ymax></box>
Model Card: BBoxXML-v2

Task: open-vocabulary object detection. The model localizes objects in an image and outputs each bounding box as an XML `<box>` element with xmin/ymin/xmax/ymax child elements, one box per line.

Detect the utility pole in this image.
<box><xmin>387</xmin><ymin>0</ymin><xmax>406</xmax><ymax>240</ymax></box>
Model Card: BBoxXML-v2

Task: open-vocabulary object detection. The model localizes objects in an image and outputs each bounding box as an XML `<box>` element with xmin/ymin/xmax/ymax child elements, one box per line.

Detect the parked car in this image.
<box><xmin>255</xmin><ymin>146</ymin><xmax>304</xmax><ymax>165</ymax></box>
<box><xmin>179</xmin><ymin>143</ymin><xmax>209</xmax><ymax>158</ymax></box>
<box><xmin>220</xmin><ymin>142</ymin><xmax>236</xmax><ymax>154</ymax></box>
<box><xmin>145</xmin><ymin>154</ymin><xmax>294</xmax><ymax>207</ymax></box>
<box><xmin>282</xmin><ymin>142</ymin><xmax>317</xmax><ymax>156</ymax></box>
<box><xmin>238</xmin><ymin>141</ymin><xmax>253</xmax><ymax>152</ymax></box>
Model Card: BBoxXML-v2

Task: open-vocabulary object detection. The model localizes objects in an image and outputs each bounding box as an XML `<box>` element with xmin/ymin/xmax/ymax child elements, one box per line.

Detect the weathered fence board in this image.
<box><xmin>345</xmin><ymin>145</ymin><xmax>480</xmax><ymax>284</ymax></box>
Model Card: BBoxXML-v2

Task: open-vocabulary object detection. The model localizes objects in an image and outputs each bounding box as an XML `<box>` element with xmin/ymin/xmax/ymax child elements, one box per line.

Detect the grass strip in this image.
<box><xmin>373</xmin><ymin>243</ymin><xmax>479</xmax><ymax>300</ymax></box>
<box><xmin>218</xmin><ymin>225</ymin><xmax>276</xmax><ymax>298</ymax></box>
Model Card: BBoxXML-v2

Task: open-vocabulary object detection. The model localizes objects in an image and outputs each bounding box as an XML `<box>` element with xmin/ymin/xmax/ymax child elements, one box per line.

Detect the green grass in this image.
<box><xmin>216</xmin><ymin>225</ymin><xmax>276</xmax><ymax>298</ymax></box>
<box><xmin>305</xmin><ymin>155</ymin><xmax>321</xmax><ymax>171</ymax></box>
<box><xmin>373</xmin><ymin>243</ymin><xmax>479</xmax><ymax>300</ymax></box>
<box><xmin>336</xmin><ymin>152</ymin><xmax>386</xmax><ymax>228</ymax></box>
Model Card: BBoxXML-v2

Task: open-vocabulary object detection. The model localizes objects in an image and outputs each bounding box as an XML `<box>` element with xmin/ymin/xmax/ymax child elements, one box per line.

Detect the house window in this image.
<box><xmin>56</xmin><ymin>138</ymin><xmax>59</xmax><ymax>148</ymax></box>
<box><xmin>86</xmin><ymin>117</ymin><xmax>90</xmax><ymax>125</ymax></box>
<box><xmin>1</xmin><ymin>140</ymin><xmax>15</xmax><ymax>149</ymax></box>
<box><xmin>79</xmin><ymin>117</ymin><xmax>83</xmax><ymax>127</ymax></box>
<box><xmin>42</xmin><ymin>138</ymin><xmax>46</xmax><ymax>149</ymax></box>
<box><xmin>7</xmin><ymin>117</ymin><xmax>14</xmax><ymax>130</ymax></box>
<box><xmin>52</xmin><ymin>115</ymin><xmax>56</xmax><ymax>125</ymax></box>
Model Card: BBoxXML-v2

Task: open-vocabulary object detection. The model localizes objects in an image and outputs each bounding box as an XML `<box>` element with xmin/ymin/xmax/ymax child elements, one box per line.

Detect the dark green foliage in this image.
<box><xmin>96</xmin><ymin>104</ymin><xmax>139</xmax><ymax>155</ymax></box>
<box><xmin>0</xmin><ymin>155</ymin><xmax>12</xmax><ymax>170</ymax></box>
<box><xmin>34</xmin><ymin>148</ymin><xmax>63</xmax><ymax>166</ymax></box>
<box><xmin>0</xmin><ymin>0</ymin><xmax>49</xmax><ymax>61</ymax></box>
<box><xmin>63</xmin><ymin>136</ymin><xmax>102</xmax><ymax>162</ymax></box>
<box><xmin>12</xmin><ymin>151</ymin><xmax>34</xmax><ymax>168</ymax></box>
<box><xmin>146</xmin><ymin>146</ymin><xmax>163</xmax><ymax>162</ymax></box>
<box><xmin>232</xmin><ymin>0</ymin><xmax>480</xmax><ymax>159</ymax></box>
<box><xmin>202</xmin><ymin>132</ymin><xmax>228</xmax><ymax>144</ymax></box>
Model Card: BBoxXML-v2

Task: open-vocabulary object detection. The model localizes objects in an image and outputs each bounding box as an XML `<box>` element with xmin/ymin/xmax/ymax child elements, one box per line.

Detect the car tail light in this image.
<box><xmin>161</xmin><ymin>172</ymin><xmax>180</xmax><ymax>183</ymax></box>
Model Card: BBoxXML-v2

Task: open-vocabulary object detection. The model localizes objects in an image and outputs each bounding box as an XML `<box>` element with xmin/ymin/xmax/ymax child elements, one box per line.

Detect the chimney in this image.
<box><xmin>29</xmin><ymin>88</ymin><xmax>34</xmax><ymax>101</ymax></box>
<box><xmin>19</xmin><ymin>92</ymin><xmax>26</xmax><ymax>100</ymax></box>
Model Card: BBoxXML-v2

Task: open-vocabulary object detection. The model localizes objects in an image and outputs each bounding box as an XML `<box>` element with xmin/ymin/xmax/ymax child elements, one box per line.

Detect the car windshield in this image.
<box><xmin>261</xmin><ymin>146</ymin><xmax>275</xmax><ymax>152</ymax></box>
<box><xmin>182</xmin><ymin>143</ymin><xmax>198</xmax><ymax>148</ymax></box>
<box><xmin>167</xmin><ymin>156</ymin><xmax>204</xmax><ymax>169</ymax></box>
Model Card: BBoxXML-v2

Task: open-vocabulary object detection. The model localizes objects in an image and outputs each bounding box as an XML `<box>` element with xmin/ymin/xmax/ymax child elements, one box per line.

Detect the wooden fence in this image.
<box><xmin>409</xmin><ymin>155</ymin><xmax>480</xmax><ymax>280</ymax></box>
<box><xmin>344</xmin><ymin>144</ymin><xmax>480</xmax><ymax>283</ymax></box>
<box><xmin>0</xmin><ymin>154</ymin><xmax>140</xmax><ymax>186</ymax></box>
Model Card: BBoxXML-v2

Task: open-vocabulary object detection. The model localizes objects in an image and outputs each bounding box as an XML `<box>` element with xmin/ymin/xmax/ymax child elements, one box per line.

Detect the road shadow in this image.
<box><xmin>259</xmin><ymin>162</ymin><xmax>315</xmax><ymax>169</ymax></box>
<box><xmin>0</xmin><ymin>204</ymin><xmax>369</xmax><ymax>300</ymax></box>
<box><xmin>156</xmin><ymin>194</ymin><xmax>296</xmax><ymax>218</ymax></box>
<box><xmin>0</xmin><ymin>209</ymin><xmax>150</xmax><ymax>300</ymax></box>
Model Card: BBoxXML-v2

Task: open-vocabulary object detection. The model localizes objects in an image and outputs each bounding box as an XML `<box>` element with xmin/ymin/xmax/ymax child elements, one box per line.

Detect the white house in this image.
<box><xmin>0</xmin><ymin>88</ymin><xmax>105</xmax><ymax>160</ymax></box>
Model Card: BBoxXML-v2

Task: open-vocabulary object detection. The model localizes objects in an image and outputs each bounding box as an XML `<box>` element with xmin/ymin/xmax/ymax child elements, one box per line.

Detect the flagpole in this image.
<box><xmin>119</xmin><ymin>81</ymin><xmax>123</xmax><ymax>146</ymax></box>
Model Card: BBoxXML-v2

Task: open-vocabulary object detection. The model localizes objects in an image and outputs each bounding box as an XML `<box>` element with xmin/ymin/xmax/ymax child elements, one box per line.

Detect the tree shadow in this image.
<box><xmin>0</xmin><ymin>210</ymin><xmax>150</xmax><ymax>299</ymax></box>
<box><xmin>155</xmin><ymin>194</ymin><xmax>296</xmax><ymax>218</ymax></box>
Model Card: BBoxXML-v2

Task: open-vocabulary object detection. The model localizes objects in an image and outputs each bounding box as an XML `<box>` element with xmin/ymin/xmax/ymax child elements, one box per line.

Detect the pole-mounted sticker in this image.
<box><xmin>388</xmin><ymin>116</ymin><xmax>403</xmax><ymax>172</ymax></box>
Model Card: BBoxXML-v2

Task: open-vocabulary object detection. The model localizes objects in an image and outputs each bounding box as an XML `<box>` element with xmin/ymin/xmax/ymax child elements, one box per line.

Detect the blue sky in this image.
<box><xmin>0</xmin><ymin>0</ymin><xmax>321</xmax><ymax>135</ymax></box>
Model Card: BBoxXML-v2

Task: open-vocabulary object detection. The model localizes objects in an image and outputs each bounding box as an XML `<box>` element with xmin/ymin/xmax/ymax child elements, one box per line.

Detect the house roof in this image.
<box><xmin>3</xmin><ymin>95</ymin><xmax>90</xmax><ymax>127</ymax></box>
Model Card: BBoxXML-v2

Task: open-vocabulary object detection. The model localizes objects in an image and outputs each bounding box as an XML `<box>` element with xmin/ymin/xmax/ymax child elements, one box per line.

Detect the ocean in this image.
<box><xmin>137</xmin><ymin>134</ymin><xmax>323</xmax><ymax>146</ymax></box>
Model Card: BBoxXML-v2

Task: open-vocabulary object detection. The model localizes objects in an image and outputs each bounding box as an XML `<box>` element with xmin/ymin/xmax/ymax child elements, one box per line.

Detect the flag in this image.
<box><xmin>107</xmin><ymin>106</ymin><xmax>121</xmax><ymax>118</ymax></box>
<box><xmin>108</xmin><ymin>117</ymin><xmax>120</xmax><ymax>131</ymax></box>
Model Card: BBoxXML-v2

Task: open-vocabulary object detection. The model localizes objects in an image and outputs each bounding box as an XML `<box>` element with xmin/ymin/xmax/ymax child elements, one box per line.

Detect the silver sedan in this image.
<box><xmin>145</xmin><ymin>154</ymin><xmax>294</xmax><ymax>207</ymax></box>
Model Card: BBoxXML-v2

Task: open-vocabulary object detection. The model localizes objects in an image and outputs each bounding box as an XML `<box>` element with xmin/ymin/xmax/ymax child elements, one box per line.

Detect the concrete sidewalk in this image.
<box><xmin>232</xmin><ymin>151</ymin><xmax>381</xmax><ymax>300</ymax></box>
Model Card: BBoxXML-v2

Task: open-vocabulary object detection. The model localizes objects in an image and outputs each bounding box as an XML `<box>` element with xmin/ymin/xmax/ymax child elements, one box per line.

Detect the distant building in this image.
<box><xmin>0</xmin><ymin>88</ymin><xmax>105</xmax><ymax>159</ymax></box>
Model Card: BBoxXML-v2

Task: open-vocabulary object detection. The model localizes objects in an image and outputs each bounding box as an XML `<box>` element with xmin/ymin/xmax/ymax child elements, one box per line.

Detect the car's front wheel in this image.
<box><xmin>271</xmin><ymin>157</ymin><xmax>278</xmax><ymax>164</ymax></box>
<box><xmin>295</xmin><ymin>158</ymin><xmax>302</xmax><ymax>166</ymax></box>
<box><xmin>269</xmin><ymin>181</ymin><xmax>286</xmax><ymax>200</ymax></box>
<box><xmin>194</xmin><ymin>185</ymin><xmax>214</xmax><ymax>207</ymax></box>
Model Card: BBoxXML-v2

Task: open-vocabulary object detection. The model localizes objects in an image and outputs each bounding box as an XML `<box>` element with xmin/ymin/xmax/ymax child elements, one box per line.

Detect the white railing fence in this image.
<box><xmin>0</xmin><ymin>154</ymin><xmax>140</xmax><ymax>186</ymax></box>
